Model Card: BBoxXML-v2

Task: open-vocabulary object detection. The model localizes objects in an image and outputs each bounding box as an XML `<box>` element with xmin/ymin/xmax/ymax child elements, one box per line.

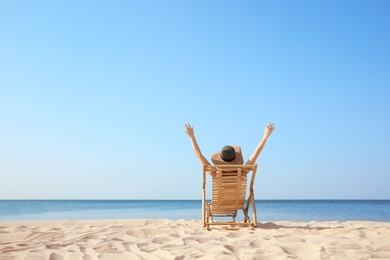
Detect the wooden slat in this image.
<box><xmin>203</xmin><ymin>164</ymin><xmax>258</xmax><ymax>230</ymax></box>
<box><xmin>211</xmin><ymin>167</ymin><xmax>247</xmax><ymax>214</ymax></box>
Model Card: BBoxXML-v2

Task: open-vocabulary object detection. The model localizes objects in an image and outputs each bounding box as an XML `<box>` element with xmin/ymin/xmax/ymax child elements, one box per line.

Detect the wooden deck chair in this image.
<box><xmin>202</xmin><ymin>164</ymin><xmax>258</xmax><ymax>230</ymax></box>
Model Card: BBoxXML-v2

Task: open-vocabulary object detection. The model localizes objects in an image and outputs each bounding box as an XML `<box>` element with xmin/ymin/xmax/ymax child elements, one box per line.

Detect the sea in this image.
<box><xmin>1</xmin><ymin>200</ymin><xmax>390</xmax><ymax>223</ymax></box>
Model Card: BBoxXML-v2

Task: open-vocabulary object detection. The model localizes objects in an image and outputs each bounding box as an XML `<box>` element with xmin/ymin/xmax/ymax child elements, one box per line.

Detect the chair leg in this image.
<box><xmin>250</xmin><ymin>223</ymin><xmax>255</xmax><ymax>231</ymax></box>
<box><xmin>206</xmin><ymin>203</ymin><xmax>212</xmax><ymax>231</ymax></box>
<box><xmin>203</xmin><ymin>205</ymin><xmax>207</xmax><ymax>227</ymax></box>
<box><xmin>242</xmin><ymin>209</ymin><xmax>249</xmax><ymax>222</ymax></box>
<box><xmin>232</xmin><ymin>210</ymin><xmax>237</xmax><ymax>222</ymax></box>
<box><xmin>251</xmin><ymin>195</ymin><xmax>257</xmax><ymax>227</ymax></box>
<box><xmin>207</xmin><ymin>203</ymin><xmax>213</xmax><ymax>221</ymax></box>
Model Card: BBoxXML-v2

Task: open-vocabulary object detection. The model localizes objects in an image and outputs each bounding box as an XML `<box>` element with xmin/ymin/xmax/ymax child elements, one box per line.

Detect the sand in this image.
<box><xmin>1</xmin><ymin>219</ymin><xmax>390</xmax><ymax>259</ymax></box>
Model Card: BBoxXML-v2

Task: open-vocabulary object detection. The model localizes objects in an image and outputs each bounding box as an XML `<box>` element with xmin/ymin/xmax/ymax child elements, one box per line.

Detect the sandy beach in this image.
<box><xmin>0</xmin><ymin>219</ymin><xmax>390</xmax><ymax>259</ymax></box>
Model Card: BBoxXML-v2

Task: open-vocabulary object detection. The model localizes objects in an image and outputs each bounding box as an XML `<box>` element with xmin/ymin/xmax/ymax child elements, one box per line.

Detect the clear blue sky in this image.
<box><xmin>1</xmin><ymin>0</ymin><xmax>389</xmax><ymax>199</ymax></box>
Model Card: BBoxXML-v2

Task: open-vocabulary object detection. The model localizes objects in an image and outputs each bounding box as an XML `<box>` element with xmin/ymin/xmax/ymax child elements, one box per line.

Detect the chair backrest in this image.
<box><xmin>203</xmin><ymin>165</ymin><xmax>257</xmax><ymax>215</ymax></box>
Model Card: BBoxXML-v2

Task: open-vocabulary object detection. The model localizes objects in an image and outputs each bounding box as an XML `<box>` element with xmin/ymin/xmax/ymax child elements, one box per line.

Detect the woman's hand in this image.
<box><xmin>264</xmin><ymin>122</ymin><xmax>275</xmax><ymax>138</ymax></box>
<box><xmin>184</xmin><ymin>123</ymin><xmax>195</xmax><ymax>138</ymax></box>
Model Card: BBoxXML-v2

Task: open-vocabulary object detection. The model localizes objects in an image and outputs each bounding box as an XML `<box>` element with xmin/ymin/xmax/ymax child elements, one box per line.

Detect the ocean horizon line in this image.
<box><xmin>1</xmin><ymin>199</ymin><xmax>389</xmax><ymax>201</ymax></box>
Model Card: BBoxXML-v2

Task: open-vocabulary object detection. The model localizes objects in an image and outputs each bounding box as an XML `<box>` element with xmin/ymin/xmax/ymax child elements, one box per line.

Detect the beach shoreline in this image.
<box><xmin>1</xmin><ymin>219</ymin><xmax>390</xmax><ymax>259</ymax></box>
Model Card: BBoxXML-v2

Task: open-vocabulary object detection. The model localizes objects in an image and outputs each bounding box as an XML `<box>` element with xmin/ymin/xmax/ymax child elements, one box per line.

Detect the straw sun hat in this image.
<box><xmin>210</xmin><ymin>145</ymin><xmax>244</xmax><ymax>165</ymax></box>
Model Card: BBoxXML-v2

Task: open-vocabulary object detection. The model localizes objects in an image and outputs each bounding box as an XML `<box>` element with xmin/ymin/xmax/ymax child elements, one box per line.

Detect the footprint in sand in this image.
<box><xmin>224</xmin><ymin>245</ymin><xmax>241</xmax><ymax>253</ymax></box>
<box><xmin>377</xmin><ymin>245</ymin><xmax>390</xmax><ymax>251</ymax></box>
<box><xmin>49</xmin><ymin>252</ymin><xmax>63</xmax><ymax>260</ymax></box>
<box><xmin>196</xmin><ymin>238</ymin><xmax>211</xmax><ymax>243</ymax></box>
<box><xmin>249</xmin><ymin>239</ymin><xmax>263</xmax><ymax>247</ymax></box>
<box><xmin>152</xmin><ymin>236</ymin><xmax>172</xmax><ymax>244</ymax></box>
<box><xmin>371</xmin><ymin>252</ymin><xmax>390</xmax><ymax>259</ymax></box>
<box><xmin>227</xmin><ymin>231</ymin><xmax>245</xmax><ymax>238</ymax></box>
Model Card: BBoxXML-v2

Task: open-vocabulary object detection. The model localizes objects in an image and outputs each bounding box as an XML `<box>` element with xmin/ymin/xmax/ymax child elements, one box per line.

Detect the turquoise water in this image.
<box><xmin>0</xmin><ymin>200</ymin><xmax>389</xmax><ymax>222</ymax></box>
